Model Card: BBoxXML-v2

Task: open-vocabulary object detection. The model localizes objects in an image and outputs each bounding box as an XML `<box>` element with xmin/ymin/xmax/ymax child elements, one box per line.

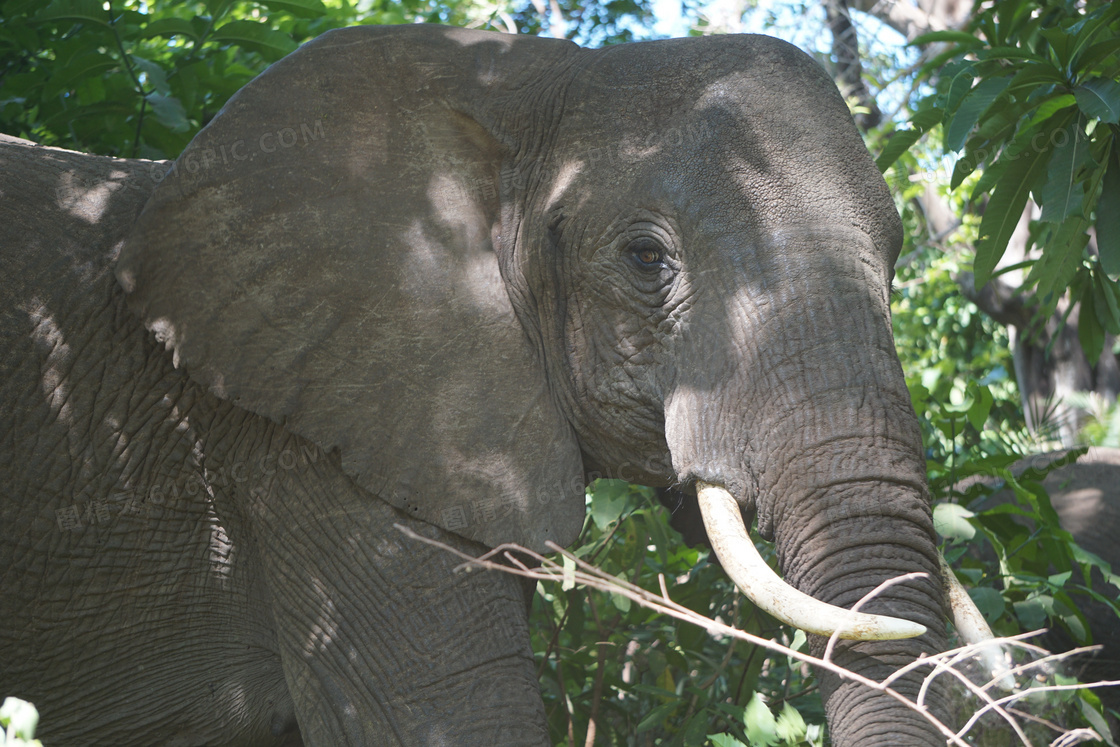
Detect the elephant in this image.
<box><xmin>0</xmin><ymin>25</ymin><xmax>988</xmax><ymax>746</ymax></box>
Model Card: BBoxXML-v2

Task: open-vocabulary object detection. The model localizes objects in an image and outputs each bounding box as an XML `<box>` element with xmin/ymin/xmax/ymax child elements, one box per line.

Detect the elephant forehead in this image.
<box><xmin>549</xmin><ymin>46</ymin><xmax>900</xmax><ymax>260</ymax></box>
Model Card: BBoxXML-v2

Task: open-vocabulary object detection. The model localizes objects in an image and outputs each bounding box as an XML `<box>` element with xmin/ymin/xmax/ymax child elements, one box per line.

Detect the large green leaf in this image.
<box><xmin>1098</xmin><ymin>148</ymin><xmax>1120</xmax><ymax>276</ymax></box>
<box><xmin>1039</xmin><ymin>118</ymin><xmax>1093</xmax><ymax>222</ymax></box>
<box><xmin>946</xmin><ymin>77</ymin><xmax>1011</xmax><ymax>153</ymax></box>
<box><xmin>877</xmin><ymin>107</ymin><xmax>943</xmax><ymax>172</ymax></box>
<box><xmin>743</xmin><ymin>693</ymin><xmax>779</xmax><ymax>746</ymax></box>
<box><xmin>255</xmin><ymin>0</ymin><xmax>328</xmax><ymax>17</ymax></box>
<box><xmin>130</xmin><ymin>55</ymin><xmax>171</xmax><ymax>96</ymax></box>
<box><xmin>211</xmin><ymin>20</ymin><xmax>298</xmax><ymax>59</ymax></box>
<box><xmin>1004</xmin><ymin>61</ymin><xmax>1066</xmax><ymax>97</ymax></box>
<box><xmin>43</xmin><ymin>51</ymin><xmax>118</xmax><ymax>100</ymax></box>
<box><xmin>967</xmin><ymin>586</ymin><xmax>1006</xmax><ymax>622</ymax></box>
<box><xmin>1078</xmin><ymin>37</ymin><xmax>1120</xmax><ymax>72</ymax></box>
<box><xmin>911</xmin><ymin>30</ymin><xmax>985</xmax><ymax>47</ymax></box>
<box><xmin>1091</xmin><ymin>269</ymin><xmax>1120</xmax><ymax>335</ymax></box>
<box><xmin>34</xmin><ymin>0</ymin><xmax>111</xmax><ymax>27</ymax></box>
<box><xmin>1022</xmin><ymin>93</ymin><xmax>1078</xmax><ymax>130</ymax></box>
<box><xmin>138</xmin><ymin>17</ymin><xmax>200</xmax><ymax>40</ymax></box>
<box><xmin>934</xmin><ymin>502</ymin><xmax>977</xmax><ymax>542</ymax></box>
<box><xmin>1026</xmin><ymin>218</ymin><xmax>1090</xmax><ymax>301</ymax></box>
<box><xmin>974</xmin><ymin>126</ymin><xmax>1059</xmax><ymax>286</ymax></box>
<box><xmin>145</xmin><ymin>92</ymin><xmax>189</xmax><ymax>133</ymax></box>
<box><xmin>1074</xmin><ymin>77</ymin><xmax>1120</xmax><ymax>124</ymax></box>
<box><xmin>876</xmin><ymin>128</ymin><xmax>924</xmax><ymax>174</ymax></box>
<box><xmin>1078</xmin><ymin>284</ymin><xmax>1106</xmax><ymax>364</ymax></box>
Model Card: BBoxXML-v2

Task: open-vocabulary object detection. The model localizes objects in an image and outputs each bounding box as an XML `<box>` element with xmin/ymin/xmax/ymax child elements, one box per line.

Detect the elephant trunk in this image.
<box><xmin>664</xmin><ymin>261</ymin><xmax>955</xmax><ymax>744</ymax></box>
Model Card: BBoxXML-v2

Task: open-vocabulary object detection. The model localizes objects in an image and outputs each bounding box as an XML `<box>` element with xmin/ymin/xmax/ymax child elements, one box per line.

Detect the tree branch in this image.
<box><xmin>957</xmin><ymin>270</ymin><xmax>1035</xmax><ymax>329</ymax></box>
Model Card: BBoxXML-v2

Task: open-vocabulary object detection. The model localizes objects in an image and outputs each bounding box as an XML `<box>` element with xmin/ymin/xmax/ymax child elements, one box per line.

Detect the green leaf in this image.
<box><xmin>138</xmin><ymin>17</ymin><xmax>200</xmax><ymax>40</ymax></box>
<box><xmin>1092</xmin><ymin>270</ymin><xmax>1120</xmax><ymax>335</ymax></box>
<box><xmin>1022</xmin><ymin>93</ymin><xmax>1078</xmax><ymax>130</ymax></box>
<box><xmin>34</xmin><ymin>0</ymin><xmax>111</xmax><ymax>27</ymax></box>
<box><xmin>43</xmin><ymin>50</ymin><xmax>118</xmax><ymax>100</ymax></box>
<box><xmin>1040</xmin><ymin>26</ymin><xmax>1075</xmax><ymax>69</ymax></box>
<box><xmin>979</xmin><ymin>46</ymin><xmax>1045</xmax><ymax>63</ymax></box>
<box><xmin>974</xmin><ymin>127</ymin><xmax>1058</xmax><ymax>286</ymax></box>
<box><xmin>968</xmin><ymin>153</ymin><xmax>1008</xmax><ymax>198</ymax></box>
<box><xmin>934</xmin><ymin>502</ymin><xmax>977</xmax><ymax>542</ymax></box>
<box><xmin>145</xmin><ymin>92</ymin><xmax>189</xmax><ymax>133</ymax></box>
<box><xmin>1005</xmin><ymin>62</ymin><xmax>1066</xmax><ymax>97</ymax></box>
<box><xmin>775</xmin><ymin>703</ymin><xmax>807</xmax><ymax>743</ymax></box>
<box><xmin>1039</xmin><ymin>119</ymin><xmax>1092</xmax><ymax>222</ymax></box>
<box><xmin>744</xmin><ymin>693</ymin><xmax>779</xmax><ymax>746</ymax></box>
<box><xmin>1078</xmin><ymin>37</ymin><xmax>1120</xmax><ymax>71</ymax></box>
<box><xmin>1026</xmin><ymin>218</ymin><xmax>1090</xmax><ymax>301</ymax></box>
<box><xmin>876</xmin><ymin>128</ymin><xmax>925</xmax><ymax>174</ymax></box>
<box><xmin>946</xmin><ymin>77</ymin><xmax>1011</xmax><ymax>153</ymax></box>
<box><xmin>130</xmin><ymin>55</ymin><xmax>170</xmax><ymax>96</ymax></box>
<box><xmin>1068</xmin><ymin>4</ymin><xmax>1120</xmax><ymax>65</ymax></box>
<box><xmin>1098</xmin><ymin>149</ymin><xmax>1120</xmax><ymax>276</ymax></box>
<box><xmin>910</xmin><ymin>30</ymin><xmax>984</xmax><ymax>47</ymax></box>
<box><xmin>590</xmin><ymin>480</ymin><xmax>628</xmax><ymax>531</ymax></box>
<box><xmin>879</xmin><ymin>105</ymin><xmax>947</xmax><ymax>172</ymax></box>
<box><xmin>708</xmin><ymin>735</ymin><xmax>749</xmax><ymax>747</ymax></box>
<box><xmin>1079</xmin><ymin>283</ymin><xmax>1106</xmax><ymax>365</ymax></box>
<box><xmin>1079</xmin><ymin>697</ymin><xmax>1117</xmax><ymax>747</ymax></box>
<box><xmin>1074</xmin><ymin>78</ymin><xmax>1120</xmax><ymax>124</ymax></box>
<box><xmin>944</xmin><ymin>65</ymin><xmax>976</xmax><ymax>116</ymax></box>
<box><xmin>256</xmin><ymin>0</ymin><xmax>328</xmax><ymax>16</ymax></box>
<box><xmin>0</xmin><ymin>697</ymin><xmax>39</xmax><ymax>740</ymax></box>
<box><xmin>1015</xmin><ymin>596</ymin><xmax>1052</xmax><ymax>631</ymax></box>
<box><xmin>211</xmin><ymin>20</ymin><xmax>298</xmax><ymax>59</ymax></box>
<box><xmin>967</xmin><ymin>587</ymin><xmax>1006</xmax><ymax>622</ymax></box>
<box><xmin>967</xmin><ymin>383</ymin><xmax>994</xmax><ymax>431</ymax></box>
<box><xmin>636</xmin><ymin>701</ymin><xmax>678</xmax><ymax>733</ymax></box>
<box><xmin>561</xmin><ymin>555</ymin><xmax>575</xmax><ymax>591</ymax></box>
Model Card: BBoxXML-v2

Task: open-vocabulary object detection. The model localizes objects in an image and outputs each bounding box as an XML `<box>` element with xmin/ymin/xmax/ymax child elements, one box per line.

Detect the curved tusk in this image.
<box><xmin>939</xmin><ymin>553</ymin><xmax>1013</xmax><ymax>688</ymax></box>
<box><xmin>696</xmin><ymin>481</ymin><xmax>927</xmax><ymax>641</ymax></box>
<box><xmin>939</xmin><ymin>553</ymin><xmax>995</xmax><ymax>645</ymax></box>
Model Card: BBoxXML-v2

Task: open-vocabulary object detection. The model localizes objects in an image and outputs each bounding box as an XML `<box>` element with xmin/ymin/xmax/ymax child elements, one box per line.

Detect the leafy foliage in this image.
<box><xmin>878</xmin><ymin>0</ymin><xmax>1120</xmax><ymax>363</ymax></box>
<box><xmin>533</xmin><ymin>482</ymin><xmax>826</xmax><ymax>746</ymax></box>
<box><xmin>0</xmin><ymin>0</ymin><xmax>591</xmax><ymax>159</ymax></box>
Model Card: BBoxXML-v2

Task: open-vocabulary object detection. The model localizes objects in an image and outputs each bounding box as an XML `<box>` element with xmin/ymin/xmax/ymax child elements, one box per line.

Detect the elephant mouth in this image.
<box><xmin>696</xmin><ymin>482</ymin><xmax>996</xmax><ymax>646</ymax></box>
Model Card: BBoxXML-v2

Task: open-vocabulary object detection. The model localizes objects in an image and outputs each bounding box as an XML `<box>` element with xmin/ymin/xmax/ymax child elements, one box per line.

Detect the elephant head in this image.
<box><xmin>117</xmin><ymin>25</ymin><xmax>975</xmax><ymax>744</ymax></box>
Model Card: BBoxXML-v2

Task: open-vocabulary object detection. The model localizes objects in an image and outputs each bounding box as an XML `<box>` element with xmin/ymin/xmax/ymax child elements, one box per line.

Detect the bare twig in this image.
<box><xmin>394</xmin><ymin>525</ymin><xmax>1116</xmax><ymax>745</ymax></box>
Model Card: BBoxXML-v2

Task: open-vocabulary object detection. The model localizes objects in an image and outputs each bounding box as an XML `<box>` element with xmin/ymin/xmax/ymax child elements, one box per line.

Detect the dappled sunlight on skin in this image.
<box><xmin>544</xmin><ymin>160</ymin><xmax>585</xmax><ymax>212</ymax></box>
<box><xmin>53</xmin><ymin>168</ymin><xmax>132</xmax><ymax>224</ymax></box>
<box><xmin>303</xmin><ymin>575</ymin><xmax>340</xmax><ymax>658</ymax></box>
<box><xmin>22</xmin><ymin>298</ymin><xmax>73</xmax><ymax>427</ymax></box>
<box><xmin>146</xmin><ymin>316</ymin><xmax>183</xmax><ymax>369</ymax></box>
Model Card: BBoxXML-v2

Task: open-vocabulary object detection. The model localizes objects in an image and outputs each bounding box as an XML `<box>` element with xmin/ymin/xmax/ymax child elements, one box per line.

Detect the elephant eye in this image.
<box><xmin>628</xmin><ymin>239</ymin><xmax>664</xmax><ymax>268</ymax></box>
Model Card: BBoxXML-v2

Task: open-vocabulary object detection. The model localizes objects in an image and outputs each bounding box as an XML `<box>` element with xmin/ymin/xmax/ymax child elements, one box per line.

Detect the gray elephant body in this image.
<box><xmin>2</xmin><ymin>26</ymin><xmax>950</xmax><ymax>746</ymax></box>
<box><xmin>0</xmin><ymin>136</ymin><xmax>546</xmax><ymax>745</ymax></box>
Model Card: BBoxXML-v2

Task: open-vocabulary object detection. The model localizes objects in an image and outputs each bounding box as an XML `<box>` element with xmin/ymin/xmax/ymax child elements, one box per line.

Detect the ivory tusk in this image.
<box><xmin>940</xmin><ymin>553</ymin><xmax>1014</xmax><ymax>688</ymax></box>
<box><xmin>696</xmin><ymin>481</ymin><xmax>927</xmax><ymax>641</ymax></box>
<box><xmin>939</xmin><ymin>553</ymin><xmax>995</xmax><ymax>645</ymax></box>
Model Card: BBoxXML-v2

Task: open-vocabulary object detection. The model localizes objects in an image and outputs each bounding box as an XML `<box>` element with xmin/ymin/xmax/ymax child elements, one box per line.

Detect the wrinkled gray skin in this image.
<box><xmin>0</xmin><ymin>26</ymin><xmax>949</xmax><ymax>746</ymax></box>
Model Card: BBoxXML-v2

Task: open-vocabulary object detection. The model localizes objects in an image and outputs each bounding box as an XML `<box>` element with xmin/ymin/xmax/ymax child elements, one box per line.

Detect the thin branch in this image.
<box><xmin>106</xmin><ymin>1</ymin><xmax>148</xmax><ymax>157</ymax></box>
<box><xmin>396</xmin><ymin>525</ymin><xmax>1115</xmax><ymax>746</ymax></box>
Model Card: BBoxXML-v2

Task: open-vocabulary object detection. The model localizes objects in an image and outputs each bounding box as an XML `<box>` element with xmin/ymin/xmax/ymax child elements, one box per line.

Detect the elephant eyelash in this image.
<box><xmin>890</xmin><ymin>284</ymin><xmax>902</xmax><ymax>300</ymax></box>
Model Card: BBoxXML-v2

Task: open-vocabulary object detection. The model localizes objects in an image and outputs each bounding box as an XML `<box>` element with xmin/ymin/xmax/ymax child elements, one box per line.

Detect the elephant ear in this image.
<box><xmin>117</xmin><ymin>25</ymin><xmax>587</xmax><ymax>552</ymax></box>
